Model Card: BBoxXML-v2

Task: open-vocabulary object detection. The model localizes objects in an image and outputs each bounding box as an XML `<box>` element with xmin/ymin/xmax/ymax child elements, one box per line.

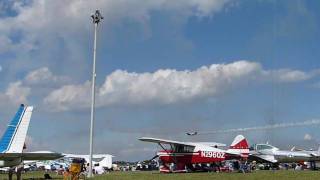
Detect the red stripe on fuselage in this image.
<box><xmin>159</xmin><ymin>150</ymin><xmax>232</xmax><ymax>164</ymax></box>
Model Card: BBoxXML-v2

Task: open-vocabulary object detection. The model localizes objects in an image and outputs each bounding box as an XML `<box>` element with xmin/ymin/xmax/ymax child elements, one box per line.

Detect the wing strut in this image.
<box><xmin>158</xmin><ymin>143</ymin><xmax>168</xmax><ymax>153</ymax></box>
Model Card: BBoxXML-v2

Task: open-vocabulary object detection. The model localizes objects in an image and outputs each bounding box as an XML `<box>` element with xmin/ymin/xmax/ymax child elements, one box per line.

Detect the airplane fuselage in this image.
<box><xmin>159</xmin><ymin>150</ymin><xmax>227</xmax><ymax>164</ymax></box>
<box><xmin>273</xmin><ymin>150</ymin><xmax>312</xmax><ymax>163</ymax></box>
<box><xmin>158</xmin><ymin>145</ymin><xmax>243</xmax><ymax>172</ymax></box>
<box><xmin>250</xmin><ymin>144</ymin><xmax>320</xmax><ymax>164</ymax></box>
<box><xmin>0</xmin><ymin>158</ymin><xmax>21</xmax><ymax>168</ymax></box>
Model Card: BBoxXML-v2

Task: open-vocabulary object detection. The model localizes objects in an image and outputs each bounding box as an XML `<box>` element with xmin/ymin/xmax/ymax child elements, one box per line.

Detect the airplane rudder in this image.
<box><xmin>230</xmin><ymin>135</ymin><xmax>249</xmax><ymax>149</ymax></box>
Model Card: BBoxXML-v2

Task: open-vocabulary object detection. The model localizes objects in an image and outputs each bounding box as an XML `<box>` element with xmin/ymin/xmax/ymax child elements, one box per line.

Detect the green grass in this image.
<box><xmin>0</xmin><ymin>170</ymin><xmax>319</xmax><ymax>180</ymax></box>
<box><xmin>91</xmin><ymin>171</ymin><xmax>320</xmax><ymax>180</ymax></box>
<box><xmin>0</xmin><ymin>171</ymin><xmax>60</xmax><ymax>179</ymax></box>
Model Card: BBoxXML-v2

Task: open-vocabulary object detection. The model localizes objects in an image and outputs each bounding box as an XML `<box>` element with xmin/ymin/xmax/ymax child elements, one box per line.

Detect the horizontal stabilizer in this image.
<box><xmin>0</xmin><ymin>152</ymin><xmax>63</xmax><ymax>161</ymax></box>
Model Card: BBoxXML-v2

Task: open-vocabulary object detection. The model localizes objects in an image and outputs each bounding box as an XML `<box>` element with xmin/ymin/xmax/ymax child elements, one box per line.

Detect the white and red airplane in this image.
<box><xmin>139</xmin><ymin>135</ymin><xmax>249</xmax><ymax>173</ymax></box>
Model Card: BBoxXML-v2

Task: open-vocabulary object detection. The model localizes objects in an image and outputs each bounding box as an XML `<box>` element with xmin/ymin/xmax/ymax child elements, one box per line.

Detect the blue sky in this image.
<box><xmin>0</xmin><ymin>0</ymin><xmax>320</xmax><ymax>161</ymax></box>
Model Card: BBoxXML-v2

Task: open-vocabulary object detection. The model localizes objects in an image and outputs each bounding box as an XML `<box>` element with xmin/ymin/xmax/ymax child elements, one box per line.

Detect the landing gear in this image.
<box><xmin>273</xmin><ymin>163</ymin><xmax>280</xmax><ymax>170</ymax></box>
<box><xmin>159</xmin><ymin>163</ymin><xmax>187</xmax><ymax>173</ymax></box>
<box><xmin>16</xmin><ymin>165</ymin><xmax>23</xmax><ymax>180</ymax></box>
<box><xmin>8</xmin><ymin>165</ymin><xmax>23</xmax><ymax>180</ymax></box>
<box><xmin>8</xmin><ymin>168</ymin><xmax>14</xmax><ymax>180</ymax></box>
<box><xmin>310</xmin><ymin>161</ymin><xmax>316</xmax><ymax>170</ymax></box>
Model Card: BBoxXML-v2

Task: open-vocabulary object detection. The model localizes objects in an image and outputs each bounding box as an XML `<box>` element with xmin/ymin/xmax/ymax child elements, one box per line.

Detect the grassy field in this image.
<box><xmin>0</xmin><ymin>170</ymin><xmax>319</xmax><ymax>180</ymax></box>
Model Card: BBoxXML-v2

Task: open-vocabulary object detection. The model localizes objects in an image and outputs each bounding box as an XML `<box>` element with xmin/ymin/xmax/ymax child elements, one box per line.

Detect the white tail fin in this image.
<box><xmin>98</xmin><ymin>156</ymin><xmax>113</xmax><ymax>169</ymax></box>
<box><xmin>226</xmin><ymin>135</ymin><xmax>249</xmax><ymax>158</ymax></box>
<box><xmin>0</xmin><ymin>104</ymin><xmax>33</xmax><ymax>153</ymax></box>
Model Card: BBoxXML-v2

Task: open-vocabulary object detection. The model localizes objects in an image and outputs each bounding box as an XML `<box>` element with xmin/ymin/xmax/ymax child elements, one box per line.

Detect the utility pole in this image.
<box><xmin>89</xmin><ymin>10</ymin><xmax>103</xmax><ymax>178</ymax></box>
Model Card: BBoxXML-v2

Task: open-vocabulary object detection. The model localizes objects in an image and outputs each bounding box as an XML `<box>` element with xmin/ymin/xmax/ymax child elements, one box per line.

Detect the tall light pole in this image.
<box><xmin>89</xmin><ymin>10</ymin><xmax>103</xmax><ymax>178</ymax></box>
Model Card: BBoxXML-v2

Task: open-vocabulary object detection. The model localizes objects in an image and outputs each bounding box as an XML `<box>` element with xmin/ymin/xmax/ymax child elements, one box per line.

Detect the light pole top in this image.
<box><xmin>91</xmin><ymin>10</ymin><xmax>103</xmax><ymax>24</ymax></box>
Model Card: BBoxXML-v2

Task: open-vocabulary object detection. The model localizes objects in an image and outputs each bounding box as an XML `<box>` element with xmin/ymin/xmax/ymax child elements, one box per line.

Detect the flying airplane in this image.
<box><xmin>186</xmin><ymin>132</ymin><xmax>198</xmax><ymax>136</ymax></box>
<box><xmin>249</xmin><ymin>143</ymin><xmax>320</xmax><ymax>169</ymax></box>
<box><xmin>0</xmin><ymin>104</ymin><xmax>63</xmax><ymax>178</ymax></box>
<box><xmin>139</xmin><ymin>135</ymin><xmax>249</xmax><ymax>173</ymax></box>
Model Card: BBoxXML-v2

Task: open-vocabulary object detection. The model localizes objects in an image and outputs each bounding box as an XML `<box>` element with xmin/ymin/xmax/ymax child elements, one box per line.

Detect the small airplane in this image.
<box><xmin>139</xmin><ymin>135</ymin><xmax>249</xmax><ymax>173</ymax></box>
<box><xmin>291</xmin><ymin>146</ymin><xmax>320</xmax><ymax>158</ymax></box>
<box><xmin>186</xmin><ymin>132</ymin><xmax>198</xmax><ymax>136</ymax></box>
<box><xmin>0</xmin><ymin>104</ymin><xmax>63</xmax><ymax>178</ymax></box>
<box><xmin>63</xmin><ymin>153</ymin><xmax>114</xmax><ymax>169</ymax></box>
<box><xmin>249</xmin><ymin>143</ymin><xmax>320</xmax><ymax>168</ymax></box>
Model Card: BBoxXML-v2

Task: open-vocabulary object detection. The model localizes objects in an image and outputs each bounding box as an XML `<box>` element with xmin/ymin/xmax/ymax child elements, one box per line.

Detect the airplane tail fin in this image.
<box><xmin>98</xmin><ymin>156</ymin><xmax>113</xmax><ymax>169</ymax></box>
<box><xmin>0</xmin><ymin>104</ymin><xmax>33</xmax><ymax>153</ymax></box>
<box><xmin>226</xmin><ymin>135</ymin><xmax>249</xmax><ymax>158</ymax></box>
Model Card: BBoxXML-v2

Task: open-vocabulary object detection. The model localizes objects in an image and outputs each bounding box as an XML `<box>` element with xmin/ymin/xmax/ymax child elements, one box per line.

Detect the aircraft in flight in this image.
<box><xmin>139</xmin><ymin>135</ymin><xmax>249</xmax><ymax>173</ymax></box>
<box><xmin>249</xmin><ymin>143</ymin><xmax>320</xmax><ymax>169</ymax></box>
<box><xmin>0</xmin><ymin>104</ymin><xmax>63</xmax><ymax>178</ymax></box>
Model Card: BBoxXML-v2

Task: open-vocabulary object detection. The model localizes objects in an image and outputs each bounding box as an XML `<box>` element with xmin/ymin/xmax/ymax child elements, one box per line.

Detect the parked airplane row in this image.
<box><xmin>0</xmin><ymin>104</ymin><xmax>113</xmax><ymax>179</ymax></box>
<box><xmin>139</xmin><ymin>135</ymin><xmax>320</xmax><ymax>172</ymax></box>
<box><xmin>1</xmin><ymin>104</ymin><xmax>319</xmax><ymax>177</ymax></box>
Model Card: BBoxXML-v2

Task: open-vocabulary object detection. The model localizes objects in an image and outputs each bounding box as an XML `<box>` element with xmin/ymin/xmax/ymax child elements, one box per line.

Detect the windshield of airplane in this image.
<box><xmin>256</xmin><ymin>144</ymin><xmax>275</xmax><ymax>151</ymax></box>
<box><xmin>173</xmin><ymin>145</ymin><xmax>195</xmax><ymax>153</ymax></box>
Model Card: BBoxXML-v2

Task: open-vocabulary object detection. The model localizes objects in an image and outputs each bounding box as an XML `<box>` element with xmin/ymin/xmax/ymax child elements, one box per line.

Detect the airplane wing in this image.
<box><xmin>249</xmin><ymin>152</ymin><xmax>277</xmax><ymax>163</ymax></box>
<box><xmin>63</xmin><ymin>154</ymin><xmax>114</xmax><ymax>163</ymax></box>
<box><xmin>139</xmin><ymin>137</ymin><xmax>226</xmax><ymax>148</ymax></box>
<box><xmin>64</xmin><ymin>154</ymin><xmax>114</xmax><ymax>159</ymax></box>
<box><xmin>0</xmin><ymin>152</ymin><xmax>63</xmax><ymax>161</ymax></box>
<box><xmin>190</xmin><ymin>142</ymin><xmax>226</xmax><ymax>147</ymax></box>
<box><xmin>310</xmin><ymin>153</ymin><xmax>318</xmax><ymax>157</ymax></box>
<box><xmin>139</xmin><ymin>137</ymin><xmax>196</xmax><ymax>147</ymax></box>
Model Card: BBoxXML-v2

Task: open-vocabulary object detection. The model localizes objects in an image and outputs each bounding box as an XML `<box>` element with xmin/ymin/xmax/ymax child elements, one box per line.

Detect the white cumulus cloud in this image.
<box><xmin>45</xmin><ymin>60</ymin><xmax>260</xmax><ymax>111</ymax></box>
<box><xmin>0</xmin><ymin>67</ymin><xmax>71</xmax><ymax>107</ymax></box>
<box><xmin>24</xmin><ymin>67</ymin><xmax>70</xmax><ymax>86</ymax></box>
<box><xmin>0</xmin><ymin>81</ymin><xmax>30</xmax><ymax>105</ymax></box>
<box><xmin>98</xmin><ymin>60</ymin><xmax>260</xmax><ymax>105</ymax></box>
<box><xmin>263</xmin><ymin>69</ymin><xmax>315</xmax><ymax>83</ymax></box>
<box><xmin>44</xmin><ymin>60</ymin><xmax>320</xmax><ymax>111</ymax></box>
<box><xmin>0</xmin><ymin>0</ymin><xmax>234</xmax><ymax>53</ymax></box>
<box><xmin>43</xmin><ymin>81</ymin><xmax>92</xmax><ymax>111</ymax></box>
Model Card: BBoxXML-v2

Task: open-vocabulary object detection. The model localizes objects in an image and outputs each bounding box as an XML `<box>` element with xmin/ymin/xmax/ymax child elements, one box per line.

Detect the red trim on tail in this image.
<box><xmin>230</xmin><ymin>139</ymin><xmax>249</xmax><ymax>149</ymax></box>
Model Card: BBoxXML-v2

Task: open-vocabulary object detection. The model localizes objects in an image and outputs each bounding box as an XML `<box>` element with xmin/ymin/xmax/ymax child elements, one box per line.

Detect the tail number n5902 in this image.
<box><xmin>201</xmin><ymin>151</ymin><xmax>225</xmax><ymax>158</ymax></box>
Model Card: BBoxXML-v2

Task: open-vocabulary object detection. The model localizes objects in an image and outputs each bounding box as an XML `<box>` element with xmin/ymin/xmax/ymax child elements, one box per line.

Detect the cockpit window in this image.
<box><xmin>256</xmin><ymin>144</ymin><xmax>274</xmax><ymax>150</ymax></box>
<box><xmin>173</xmin><ymin>145</ymin><xmax>195</xmax><ymax>153</ymax></box>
